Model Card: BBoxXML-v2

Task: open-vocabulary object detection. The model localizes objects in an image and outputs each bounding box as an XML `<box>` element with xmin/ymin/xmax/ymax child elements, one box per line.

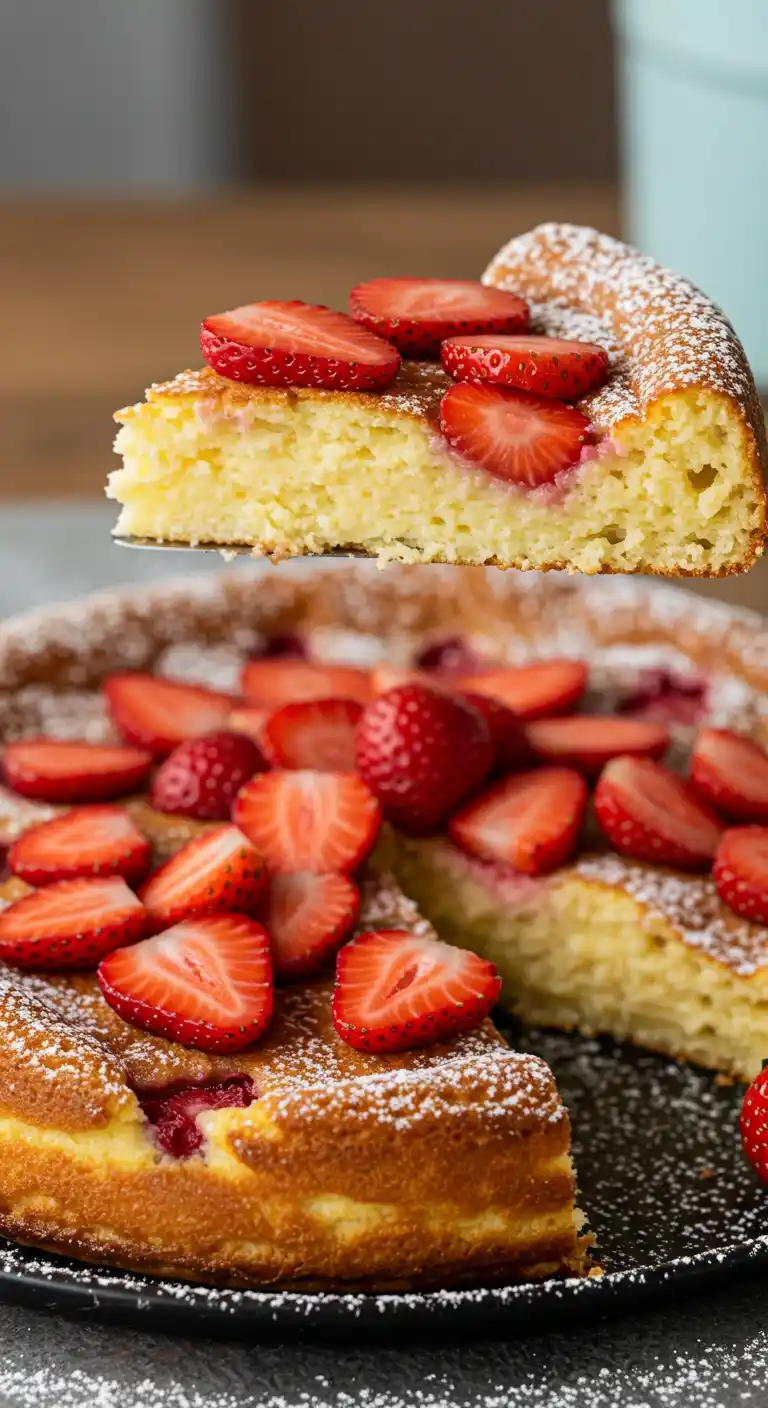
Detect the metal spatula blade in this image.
<box><xmin>113</xmin><ymin>536</ymin><xmax>373</xmax><ymax>559</ymax></box>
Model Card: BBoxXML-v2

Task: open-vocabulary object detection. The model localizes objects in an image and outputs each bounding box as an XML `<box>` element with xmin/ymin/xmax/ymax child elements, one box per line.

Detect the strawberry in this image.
<box><xmin>594</xmin><ymin>756</ymin><xmax>723</xmax><ymax>870</ymax></box>
<box><xmin>103</xmin><ymin>674</ymin><xmax>233</xmax><ymax>757</ymax></box>
<box><xmin>260</xmin><ymin>699</ymin><xmax>362</xmax><ymax>772</ymax></box>
<box><xmin>9</xmin><ymin>806</ymin><xmax>151</xmax><ymax>887</ymax></box>
<box><xmin>453</xmin><ymin>660</ymin><xmax>587</xmax><ymax>721</ymax></box>
<box><xmin>200</xmin><ymin>300</ymin><xmax>400</xmax><ymax>391</ymax></box>
<box><xmin>354</xmin><ymin>684</ymin><xmax>494</xmax><ymax>835</ymax></box>
<box><xmin>332</xmin><ymin>927</ymin><xmax>501</xmax><ymax>1053</ymax></box>
<box><xmin>370</xmin><ymin>664</ymin><xmax>431</xmax><ymax>695</ymax></box>
<box><xmin>98</xmin><ymin>913</ymin><xmax>273</xmax><ymax>1053</ymax></box>
<box><xmin>227</xmin><ymin>708</ymin><xmax>268</xmax><ymax>744</ymax></box>
<box><xmin>440</xmin><ymin>384</ymin><xmax>591</xmax><ymax>487</ymax></box>
<box><xmin>242</xmin><ymin>659</ymin><xmax>371</xmax><ymax>709</ymax></box>
<box><xmin>690</xmin><ymin>729</ymin><xmax>768</xmax><ymax>823</ymax></box>
<box><xmin>449</xmin><ymin>767</ymin><xmax>587</xmax><ymax>875</ymax></box>
<box><xmin>140</xmin><ymin>825</ymin><xmax>266</xmax><ymax>928</ymax></box>
<box><xmin>617</xmin><ymin>668</ymin><xmax>708</xmax><ymax>726</ymax></box>
<box><xmin>265</xmin><ymin>871</ymin><xmax>359</xmax><ymax>979</ymax></box>
<box><xmin>140</xmin><ymin>1074</ymin><xmax>256</xmax><ymax>1158</ymax></box>
<box><xmin>349</xmin><ymin>278</ymin><xmax>529</xmax><ymax>359</ymax></box>
<box><xmin>457</xmin><ymin>692</ymin><xmax>534</xmax><ymax>773</ymax></box>
<box><xmin>526</xmin><ymin>715</ymin><xmax>670</xmax><ymax>776</ymax></box>
<box><xmin>415</xmin><ymin>637</ymin><xmax>485</xmax><ymax>675</ymax></box>
<box><xmin>441</xmin><ymin>334</ymin><xmax>610</xmax><ymax>399</ymax></box>
<box><xmin>713</xmin><ymin>828</ymin><xmax>768</xmax><ymax>925</ymax></box>
<box><xmin>3</xmin><ymin>739</ymin><xmax>153</xmax><ymax>804</ymax></box>
<box><xmin>256</xmin><ymin>634</ymin><xmax>307</xmax><ymax>659</ymax></box>
<box><xmin>234</xmin><ymin>771</ymin><xmax>381</xmax><ymax>874</ymax></box>
<box><xmin>0</xmin><ymin>876</ymin><xmax>147</xmax><ymax>970</ymax></box>
<box><xmin>150</xmin><ymin>730</ymin><xmax>266</xmax><ymax>821</ymax></box>
<box><xmin>740</xmin><ymin>1063</ymin><xmax>768</xmax><ymax>1183</ymax></box>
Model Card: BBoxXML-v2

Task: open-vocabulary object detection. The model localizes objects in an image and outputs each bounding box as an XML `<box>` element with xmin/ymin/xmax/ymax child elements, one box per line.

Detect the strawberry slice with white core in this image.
<box><xmin>526</xmin><ymin>715</ymin><xmax>670</xmax><ymax>776</ymax></box>
<box><xmin>449</xmin><ymin>768</ymin><xmax>587</xmax><ymax>876</ymax></box>
<box><xmin>265</xmin><ymin>871</ymin><xmax>360</xmax><ymax>980</ymax></box>
<box><xmin>3</xmin><ymin>739</ymin><xmax>153</xmax><ymax>804</ymax></box>
<box><xmin>713</xmin><ymin>828</ymin><xmax>768</xmax><ymax>925</ymax></box>
<box><xmin>439</xmin><ymin>384</ymin><xmax>591</xmax><ymax>487</ymax></box>
<box><xmin>332</xmin><ymin>928</ymin><xmax>501</xmax><ymax>1053</ymax></box>
<box><xmin>260</xmin><ymin>698</ymin><xmax>362</xmax><ymax>772</ymax></box>
<box><xmin>103</xmin><ymin>674</ymin><xmax>233</xmax><ymax>757</ymax></box>
<box><xmin>594</xmin><ymin>756</ymin><xmax>723</xmax><ymax>870</ymax></box>
<box><xmin>140</xmin><ymin>825</ymin><xmax>266</xmax><ymax>928</ymax></box>
<box><xmin>349</xmin><ymin>278</ymin><xmax>529</xmax><ymax>359</ymax></box>
<box><xmin>9</xmin><ymin>806</ymin><xmax>152</xmax><ymax>887</ymax></box>
<box><xmin>453</xmin><ymin>660</ymin><xmax>587</xmax><ymax>720</ymax></box>
<box><xmin>227</xmin><ymin>707</ymin><xmax>268</xmax><ymax>744</ymax></box>
<box><xmin>98</xmin><ymin>913</ymin><xmax>273</xmax><ymax>1053</ymax></box>
<box><xmin>233</xmin><ymin>771</ymin><xmax>381</xmax><ymax>875</ymax></box>
<box><xmin>441</xmin><ymin>334</ymin><xmax>610</xmax><ymax>400</ymax></box>
<box><xmin>200</xmin><ymin>300</ymin><xmax>400</xmax><ymax>392</ymax></box>
<box><xmin>241</xmin><ymin>659</ymin><xmax>372</xmax><ymax>709</ymax></box>
<box><xmin>0</xmin><ymin>876</ymin><xmax>147</xmax><ymax>970</ymax></box>
<box><xmin>690</xmin><ymin>728</ymin><xmax>768</xmax><ymax>823</ymax></box>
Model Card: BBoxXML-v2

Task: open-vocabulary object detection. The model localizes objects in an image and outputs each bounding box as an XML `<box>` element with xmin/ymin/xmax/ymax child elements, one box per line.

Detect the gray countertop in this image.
<box><xmin>0</xmin><ymin>501</ymin><xmax>766</xmax><ymax>1408</ymax></box>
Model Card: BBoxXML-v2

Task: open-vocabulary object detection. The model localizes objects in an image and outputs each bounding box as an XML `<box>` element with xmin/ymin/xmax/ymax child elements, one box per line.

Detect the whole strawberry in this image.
<box><xmin>355</xmin><ymin>684</ymin><xmax>493</xmax><ymax>835</ymax></box>
<box><xmin>741</xmin><ymin>1063</ymin><xmax>768</xmax><ymax>1183</ymax></box>
<box><xmin>151</xmin><ymin>730</ymin><xmax>266</xmax><ymax>821</ymax></box>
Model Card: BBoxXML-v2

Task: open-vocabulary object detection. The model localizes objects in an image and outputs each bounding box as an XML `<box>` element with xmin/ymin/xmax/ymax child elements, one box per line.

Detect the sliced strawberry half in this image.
<box><xmin>3</xmin><ymin>739</ymin><xmax>153</xmax><ymax>803</ymax></box>
<box><xmin>227</xmin><ymin>707</ymin><xmax>268</xmax><ymax>744</ymax></box>
<box><xmin>201</xmin><ymin>300</ymin><xmax>400</xmax><ymax>391</ymax></box>
<box><xmin>740</xmin><ymin>1064</ymin><xmax>768</xmax><ymax>1183</ymax></box>
<box><xmin>349</xmin><ymin>278</ymin><xmax>529</xmax><ymax>359</ymax></box>
<box><xmin>0</xmin><ymin>876</ymin><xmax>147</xmax><ymax>970</ymax></box>
<box><xmin>713</xmin><ymin>828</ymin><xmax>768</xmax><ymax>925</ymax></box>
<box><xmin>526</xmin><ymin>715</ymin><xmax>669</xmax><ymax>776</ymax></box>
<box><xmin>103</xmin><ymin>674</ymin><xmax>233</xmax><ymax>757</ymax></box>
<box><xmin>260</xmin><ymin>698</ymin><xmax>362</xmax><ymax>772</ymax></box>
<box><xmin>150</xmin><ymin>730</ymin><xmax>266</xmax><ymax>821</ymax></box>
<box><xmin>140</xmin><ymin>825</ymin><xmax>266</xmax><ymax>928</ymax></box>
<box><xmin>594</xmin><ymin>756</ymin><xmax>723</xmax><ymax>870</ymax></box>
<box><xmin>439</xmin><ymin>384</ymin><xmax>591</xmax><ymax>487</ymax></box>
<box><xmin>332</xmin><ymin>928</ymin><xmax>501</xmax><ymax>1053</ymax></box>
<box><xmin>241</xmin><ymin>659</ymin><xmax>372</xmax><ymax>709</ymax></box>
<box><xmin>453</xmin><ymin>660</ymin><xmax>587</xmax><ymax>721</ymax></box>
<box><xmin>370</xmin><ymin>664</ymin><xmax>432</xmax><ymax>695</ymax></box>
<box><xmin>690</xmin><ymin>728</ymin><xmax>768</xmax><ymax>823</ymax></box>
<box><xmin>449</xmin><ymin>768</ymin><xmax>587</xmax><ymax>876</ymax></box>
<box><xmin>98</xmin><ymin>913</ymin><xmax>273</xmax><ymax>1052</ymax></box>
<box><xmin>233</xmin><ymin>771</ymin><xmax>381</xmax><ymax>875</ymax></box>
<box><xmin>265</xmin><ymin>871</ymin><xmax>359</xmax><ymax>980</ymax></box>
<box><xmin>9</xmin><ymin>806</ymin><xmax>152</xmax><ymax>887</ymax></box>
<box><xmin>441</xmin><ymin>334</ymin><xmax>610</xmax><ymax>399</ymax></box>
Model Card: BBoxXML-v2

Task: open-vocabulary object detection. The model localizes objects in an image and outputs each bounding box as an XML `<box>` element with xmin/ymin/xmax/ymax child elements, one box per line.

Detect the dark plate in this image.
<box><xmin>0</xmin><ymin>1027</ymin><xmax>766</xmax><ymax>1340</ymax></box>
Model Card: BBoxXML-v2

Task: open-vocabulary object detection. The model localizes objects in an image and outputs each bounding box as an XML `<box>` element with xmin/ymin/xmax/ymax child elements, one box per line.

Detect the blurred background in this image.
<box><xmin>1</xmin><ymin>0</ymin><xmax>766</xmax><ymax>613</ymax></box>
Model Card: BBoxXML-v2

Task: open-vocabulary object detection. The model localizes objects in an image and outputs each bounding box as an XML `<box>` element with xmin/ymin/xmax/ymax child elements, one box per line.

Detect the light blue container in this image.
<box><xmin>613</xmin><ymin>0</ymin><xmax>768</xmax><ymax>387</ymax></box>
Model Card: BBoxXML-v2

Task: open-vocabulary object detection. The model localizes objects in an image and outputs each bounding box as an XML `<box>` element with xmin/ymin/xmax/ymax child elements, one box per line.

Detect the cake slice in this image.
<box><xmin>108</xmin><ymin>223</ymin><xmax>766</xmax><ymax>576</ymax></box>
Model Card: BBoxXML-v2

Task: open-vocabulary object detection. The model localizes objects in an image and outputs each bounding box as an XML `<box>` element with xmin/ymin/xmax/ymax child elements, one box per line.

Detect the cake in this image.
<box><xmin>108</xmin><ymin>224</ymin><xmax>767</xmax><ymax>576</ymax></box>
<box><xmin>1</xmin><ymin>565</ymin><xmax>768</xmax><ymax>1288</ymax></box>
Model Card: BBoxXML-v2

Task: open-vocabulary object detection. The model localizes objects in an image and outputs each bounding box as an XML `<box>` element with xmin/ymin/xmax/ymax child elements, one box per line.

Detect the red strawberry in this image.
<box><xmin>458</xmin><ymin>692</ymin><xmax>533</xmax><ymax>773</ymax></box>
<box><xmin>0</xmin><ymin>876</ymin><xmax>147</xmax><ymax>970</ymax></box>
<box><xmin>140</xmin><ymin>1074</ymin><xmax>256</xmax><ymax>1158</ymax></box>
<box><xmin>103</xmin><ymin>674</ymin><xmax>233</xmax><ymax>757</ymax></box>
<box><xmin>150</xmin><ymin>730</ymin><xmax>266</xmax><ymax>821</ymax></box>
<box><xmin>200</xmin><ymin>300</ymin><xmax>400</xmax><ymax>391</ymax></box>
<box><xmin>3</xmin><ymin>739</ymin><xmax>153</xmax><ymax>804</ymax></box>
<box><xmin>617</xmin><ymin>668</ymin><xmax>708</xmax><ymax>725</ymax></box>
<box><xmin>449</xmin><ymin>767</ymin><xmax>587</xmax><ymax>875</ymax></box>
<box><xmin>415</xmin><ymin>637</ymin><xmax>485</xmax><ymax>676</ymax></box>
<box><xmin>260</xmin><ymin>699</ymin><xmax>362</xmax><ymax>773</ymax></box>
<box><xmin>349</xmin><ymin>278</ymin><xmax>529</xmax><ymax>359</ymax></box>
<box><xmin>9</xmin><ymin>806</ymin><xmax>151</xmax><ymax>887</ymax></box>
<box><xmin>526</xmin><ymin>715</ymin><xmax>669</xmax><ymax>776</ymax></box>
<box><xmin>256</xmin><ymin>634</ymin><xmax>308</xmax><ymax>659</ymax></box>
<box><xmin>690</xmin><ymin>729</ymin><xmax>768</xmax><ymax>823</ymax></box>
<box><xmin>354</xmin><ymin>684</ymin><xmax>494</xmax><ymax>835</ymax></box>
<box><xmin>740</xmin><ymin>1064</ymin><xmax>768</xmax><ymax>1183</ymax></box>
<box><xmin>454</xmin><ymin>660</ymin><xmax>587</xmax><ymax>721</ymax></box>
<box><xmin>242</xmin><ymin>659</ymin><xmax>371</xmax><ymax>709</ymax></box>
<box><xmin>227</xmin><ymin>708</ymin><xmax>268</xmax><ymax>744</ymax></box>
<box><xmin>98</xmin><ymin>913</ymin><xmax>273</xmax><ymax>1053</ymax></box>
<box><xmin>441</xmin><ymin>334</ymin><xmax>610</xmax><ymax>399</ymax></box>
<box><xmin>594</xmin><ymin>757</ymin><xmax>723</xmax><ymax>870</ymax></box>
<box><xmin>440</xmin><ymin>384</ymin><xmax>591</xmax><ymax>487</ymax></box>
<box><xmin>140</xmin><ymin>825</ymin><xmax>266</xmax><ymax>928</ymax></box>
<box><xmin>332</xmin><ymin>927</ymin><xmax>501</xmax><ymax>1053</ymax></box>
<box><xmin>265</xmin><ymin>871</ymin><xmax>359</xmax><ymax>979</ymax></box>
<box><xmin>234</xmin><ymin>771</ymin><xmax>381</xmax><ymax>875</ymax></box>
<box><xmin>713</xmin><ymin>828</ymin><xmax>768</xmax><ymax>925</ymax></box>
